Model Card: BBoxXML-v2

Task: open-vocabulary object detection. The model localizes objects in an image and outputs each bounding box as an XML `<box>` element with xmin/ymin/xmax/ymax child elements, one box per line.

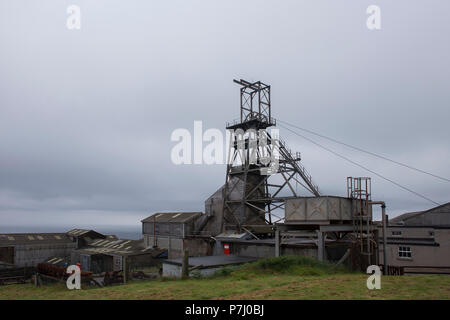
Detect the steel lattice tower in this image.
<box><xmin>220</xmin><ymin>79</ymin><xmax>320</xmax><ymax>235</ymax></box>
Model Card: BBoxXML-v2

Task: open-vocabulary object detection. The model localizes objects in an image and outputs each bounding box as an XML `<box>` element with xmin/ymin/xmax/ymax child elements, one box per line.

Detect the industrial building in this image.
<box><xmin>379</xmin><ymin>202</ymin><xmax>450</xmax><ymax>273</ymax></box>
<box><xmin>142</xmin><ymin>80</ymin><xmax>449</xmax><ymax>274</ymax></box>
<box><xmin>71</xmin><ymin>237</ymin><xmax>165</xmax><ymax>273</ymax></box>
<box><xmin>142</xmin><ymin>79</ymin><xmax>383</xmax><ymax>272</ymax></box>
<box><xmin>0</xmin><ymin>233</ymin><xmax>76</xmax><ymax>268</ymax></box>
<box><xmin>0</xmin><ymin>229</ymin><xmax>166</xmax><ymax>275</ymax></box>
<box><xmin>142</xmin><ymin>212</ymin><xmax>212</xmax><ymax>259</ymax></box>
<box><xmin>4</xmin><ymin>79</ymin><xmax>447</xmax><ymax>279</ymax></box>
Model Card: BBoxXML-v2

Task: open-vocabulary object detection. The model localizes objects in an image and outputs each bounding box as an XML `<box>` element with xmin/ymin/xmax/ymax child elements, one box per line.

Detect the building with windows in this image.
<box><xmin>379</xmin><ymin>202</ymin><xmax>450</xmax><ymax>273</ymax></box>
<box><xmin>142</xmin><ymin>212</ymin><xmax>213</xmax><ymax>259</ymax></box>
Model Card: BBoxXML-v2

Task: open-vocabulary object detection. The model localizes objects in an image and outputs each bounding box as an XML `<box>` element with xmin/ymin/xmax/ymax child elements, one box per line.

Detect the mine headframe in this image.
<box><xmin>221</xmin><ymin>79</ymin><xmax>320</xmax><ymax>235</ymax></box>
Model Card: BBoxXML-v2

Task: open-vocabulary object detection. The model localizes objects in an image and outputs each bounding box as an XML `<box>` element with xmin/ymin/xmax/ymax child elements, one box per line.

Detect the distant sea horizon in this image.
<box><xmin>0</xmin><ymin>224</ymin><xmax>142</xmax><ymax>240</ymax></box>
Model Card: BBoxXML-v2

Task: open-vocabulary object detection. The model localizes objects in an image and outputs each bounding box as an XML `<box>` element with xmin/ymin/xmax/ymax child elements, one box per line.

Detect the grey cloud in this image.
<box><xmin>0</xmin><ymin>0</ymin><xmax>449</xmax><ymax>231</ymax></box>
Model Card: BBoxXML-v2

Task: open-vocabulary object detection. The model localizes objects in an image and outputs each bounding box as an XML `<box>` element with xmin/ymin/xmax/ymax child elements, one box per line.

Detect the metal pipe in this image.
<box><xmin>275</xmin><ymin>228</ymin><xmax>280</xmax><ymax>257</ymax></box>
<box><xmin>381</xmin><ymin>203</ymin><xmax>387</xmax><ymax>275</ymax></box>
<box><xmin>370</xmin><ymin>201</ymin><xmax>388</xmax><ymax>275</ymax></box>
<box><xmin>153</xmin><ymin>215</ymin><xmax>157</xmax><ymax>248</ymax></box>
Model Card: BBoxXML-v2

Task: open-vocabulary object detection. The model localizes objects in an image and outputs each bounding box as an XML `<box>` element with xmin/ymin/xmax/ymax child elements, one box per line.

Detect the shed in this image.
<box><xmin>71</xmin><ymin>238</ymin><xmax>166</xmax><ymax>274</ymax></box>
<box><xmin>0</xmin><ymin>233</ymin><xmax>76</xmax><ymax>267</ymax></box>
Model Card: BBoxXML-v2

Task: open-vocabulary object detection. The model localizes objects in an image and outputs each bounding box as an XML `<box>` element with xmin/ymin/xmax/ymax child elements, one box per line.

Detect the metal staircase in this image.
<box><xmin>278</xmin><ymin>137</ymin><xmax>320</xmax><ymax>196</ymax></box>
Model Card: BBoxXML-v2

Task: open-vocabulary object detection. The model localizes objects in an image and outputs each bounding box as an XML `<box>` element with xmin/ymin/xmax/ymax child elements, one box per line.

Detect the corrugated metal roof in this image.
<box><xmin>141</xmin><ymin>212</ymin><xmax>202</xmax><ymax>223</ymax></box>
<box><xmin>390</xmin><ymin>202</ymin><xmax>450</xmax><ymax>224</ymax></box>
<box><xmin>44</xmin><ymin>256</ymin><xmax>71</xmax><ymax>266</ymax></box>
<box><xmin>390</xmin><ymin>211</ymin><xmax>423</xmax><ymax>224</ymax></box>
<box><xmin>67</xmin><ymin>229</ymin><xmax>91</xmax><ymax>236</ymax></box>
<box><xmin>76</xmin><ymin>238</ymin><xmax>166</xmax><ymax>257</ymax></box>
<box><xmin>66</xmin><ymin>229</ymin><xmax>106</xmax><ymax>239</ymax></box>
<box><xmin>0</xmin><ymin>233</ymin><xmax>73</xmax><ymax>246</ymax></box>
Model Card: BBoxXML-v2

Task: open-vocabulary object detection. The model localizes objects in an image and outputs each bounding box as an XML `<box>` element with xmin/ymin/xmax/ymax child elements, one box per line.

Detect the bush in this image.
<box><xmin>244</xmin><ymin>256</ymin><xmax>347</xmax><ymax>276</ymax></box>
<box><xmin>253</xmin><ymin>255</ymin><xmax>332</xmax><ymax>272</ymax></box>
<box><xmin>211</xmin><ymin>266</ymin><xmax>238</xmax><ymax>278</ymax></box>
<box><xmin>208</xmin><ymin>256</ymin><xmax>350</xmax><ymax>279</ymax></box>
<box><xmin>191</xmin><ymin>270</ymin><xmax>203</xmax><ymax>279</ymax></box>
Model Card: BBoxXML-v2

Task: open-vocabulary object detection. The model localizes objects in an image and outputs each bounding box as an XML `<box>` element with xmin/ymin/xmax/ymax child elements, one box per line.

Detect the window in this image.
<box><xmin>398</xmin><ymin>246</ymin><xmax>412</xmax><ymax>258</ymax></box>
<box><xmin>392</xmin><ymin>231</ymin><xmax>402</xmax><ymax>236</ymax></box>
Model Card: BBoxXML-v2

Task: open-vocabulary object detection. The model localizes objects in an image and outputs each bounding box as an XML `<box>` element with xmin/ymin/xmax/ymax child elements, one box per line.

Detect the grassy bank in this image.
<box><xmin>1</xmin><ymin>256</ymin><xmax>449</xmax><ymax>300</ymax></box>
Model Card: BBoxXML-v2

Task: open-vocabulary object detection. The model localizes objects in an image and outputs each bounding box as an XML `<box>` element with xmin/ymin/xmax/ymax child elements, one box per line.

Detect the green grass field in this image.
<box><xmin>1</xmin><ymin>256</ymin><xmax>449</xmax><ymax>300</ymax></box>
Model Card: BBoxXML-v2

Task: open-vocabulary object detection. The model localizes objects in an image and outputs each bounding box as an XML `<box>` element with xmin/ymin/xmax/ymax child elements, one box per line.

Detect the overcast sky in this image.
<box><xmin>0</xmin><ymin>0</ymin><xmax>449</xmax><ymax>232</ymax></box>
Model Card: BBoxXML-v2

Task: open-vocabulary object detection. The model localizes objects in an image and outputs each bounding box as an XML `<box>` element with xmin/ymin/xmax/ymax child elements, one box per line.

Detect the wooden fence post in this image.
<box><xmin>181</xmin><ymin>250</ymin><xmax>189</xmax><ymax>279</ymax></box>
